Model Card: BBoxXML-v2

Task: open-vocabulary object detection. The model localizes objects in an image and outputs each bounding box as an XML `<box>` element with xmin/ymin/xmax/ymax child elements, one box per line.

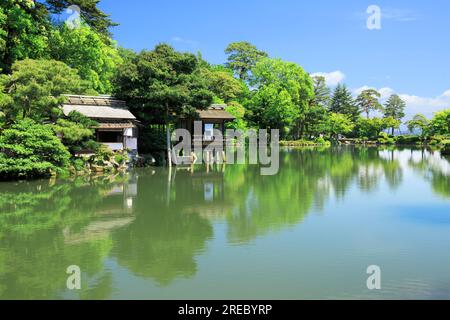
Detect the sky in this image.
<box><xmin>98</xmin><ymin>0</ymin><xmax>450</xmax><ymax>119</ymax></box>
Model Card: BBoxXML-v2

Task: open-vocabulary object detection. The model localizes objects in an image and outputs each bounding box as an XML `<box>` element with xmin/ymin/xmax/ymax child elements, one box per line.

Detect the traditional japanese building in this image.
<box><xmin>61</xmin><ymin>95</ymin><xmax>139</xmax><ymax>156</ymax></box>
<box><xmin>178</xmin><ymin>104</ymin><xmax>236</xmax><ymax>145</ymax></box>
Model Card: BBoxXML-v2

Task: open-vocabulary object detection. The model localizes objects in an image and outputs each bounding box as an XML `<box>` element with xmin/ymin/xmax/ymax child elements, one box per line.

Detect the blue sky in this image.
<box><xmin>99</xmin><ymin>0</ymin><xmax>450</xmax><ymax>118</ymax></box>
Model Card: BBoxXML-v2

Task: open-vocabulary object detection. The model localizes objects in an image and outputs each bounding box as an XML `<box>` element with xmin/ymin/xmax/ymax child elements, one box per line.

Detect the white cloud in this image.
<box><xmin>353</xmin><ymin>86</ymin><xmax>395</xmax><ymax>100</ymax></box>
<box><xmin>311</xmin><ymin>71</ymin><xmax>346</xmax><ymax>86</ymax></box>
<box><xmin>352</xmin><ymin>86</ymin><xmax>450</xmax><ymax>119</ymax></box>
<box><xmin>400</xmin><ymin>92</ymin><xmax>450</xmax><ymax>117</ymax></box>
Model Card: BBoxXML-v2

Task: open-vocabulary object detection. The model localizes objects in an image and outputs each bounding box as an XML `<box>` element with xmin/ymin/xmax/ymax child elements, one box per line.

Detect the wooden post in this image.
<box><xmin>166</xmin><ymin>103</ymin><xmax>172</xmax><ymax>168</ymax></box>
<box><xmin>167</xmin><ymin>129</ymin><xmax>172</xmax><ymax>168</ymax></box>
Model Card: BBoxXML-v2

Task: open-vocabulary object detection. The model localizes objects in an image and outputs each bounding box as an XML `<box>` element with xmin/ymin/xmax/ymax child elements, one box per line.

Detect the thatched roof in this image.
<box><xmin>62</xmin><ymin>95</ymin><xmax>136</xmax><ymax>120</ymax></box>
<box><xmin>197</xmin><ymin>105</ymin><xmax>236</xmax><ymax>120</ymax></box>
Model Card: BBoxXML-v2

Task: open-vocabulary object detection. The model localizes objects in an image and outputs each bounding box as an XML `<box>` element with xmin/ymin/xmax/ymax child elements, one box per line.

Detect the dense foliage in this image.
<box><xmin>0</xmin><ymin>1</ymin><xmax>449</xmax><ymax>181</ymax></box>
<box><xmin>0</xmin><ymin>59</ymin><xmax>93</xmax><ymax>122</ymax></box>
<box><xmin>246</xmin><ymin>58</ymin><xmax>314</xmax><ymax>138</ymax></box>
<box><xmin>52</xmin><ymin>111</ymin><xmax>99</xmax><ymax>155</ymax></box>
<box><xmin>225</xmin><ymin>41</ymin><xmax>268</xmax><ymax>81</ymax></box>
<box><xmin>48</xmin><ymin>25</ymin><xmax>122</xmax><ymax>93</ymax></box>
<box><xmin>113</xmin><ymin>44</ymin><xmax>213</xmax><ymax>126</ymax></box>
<box><xmin>0</xmin><ymin>119</ymin><xmax>71</xmax><ymax>179</ymax></box>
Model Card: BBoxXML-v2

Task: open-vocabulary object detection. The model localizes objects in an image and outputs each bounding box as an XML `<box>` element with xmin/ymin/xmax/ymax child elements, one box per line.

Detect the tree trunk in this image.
<box><xmin>299</xmin><ymin>122</ymin><xmax>305</xmax><ymax>140</ymax></box>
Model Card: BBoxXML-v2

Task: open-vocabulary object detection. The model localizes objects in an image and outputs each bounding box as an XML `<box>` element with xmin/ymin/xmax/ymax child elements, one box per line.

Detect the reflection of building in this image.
<box><xmin>171</xmin><ymin>167</ymin><xmax>234</xmax><ymax>219</ymax></box>
<box><xmin>61</xmin><ymin>95</ymin><xmax>138</xmax><ymax>156</ymax></box>
<box><xmin>64</xmin><ymin>175</ymin><xmax>139</xmax><ymax>245</ymax></box>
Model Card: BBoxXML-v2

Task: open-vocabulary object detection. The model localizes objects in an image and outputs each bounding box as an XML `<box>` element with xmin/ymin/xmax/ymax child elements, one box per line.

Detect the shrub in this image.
<box><xmin>52</xmin><ymin>111</ymin><xmax>99</xmax><ymax>155</ymax></box>
<box><xmin>396</xmin><ymin>135</ymin><xmax>422</xmax><ymax>145</ymax></box>
<box><xmin>442</xmin><ymin>141</ymin><xmax>450</xmax><ymax>156</ymax></box>
<box><xmin>114</xmin><ymin>154</ymin><xmax>127</xmax><ymax>165</ymax></box>
<box><xmin>0</xmin><ymin>119</ymin><xmax>71</xmax><ymax>180</ymax></box>
<box><xmin>378</xmin><ymin>132</ymin><xmax>395</xmax><ymax>145</ymax></box>
<box><xmin>279</xmin><ymin>139</ymin><xmax>330</xmax><ymax>147</ymax></box>
<box><xmin>314</xmin><ymin>137</ymin><xmax>327</xmax><ymax>145</ymax></box>
<box><xmin>71</xmin><ymin>158</ymin><xmax>87</xmax><ymax>172</ymax></box>
<box><xmin>429</xmin><ymin>136</ymin><xmax>445</xmax><ymax>145</ymax></box>
<box><xmin>280</xmin><ymin>140</ymin><xmax>315</xmax><ymax>147</ymax></box>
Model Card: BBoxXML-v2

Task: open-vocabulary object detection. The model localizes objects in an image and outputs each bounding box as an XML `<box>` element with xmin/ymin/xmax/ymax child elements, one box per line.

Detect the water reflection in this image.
<box><xmin>0</xmin><ymin>147</ymin><xmax>449</xmax><ymax>299</ymax></box>
<box><xmin>406</xmin><ymin>148</ymin><xmax>450</xmax><ymax>198</ymax></box>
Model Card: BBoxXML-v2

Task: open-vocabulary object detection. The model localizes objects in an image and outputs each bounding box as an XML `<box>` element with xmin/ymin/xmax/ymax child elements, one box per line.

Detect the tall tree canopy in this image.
<box><xmin>356</xmin><ymin>89</ymin><xmax>382</xmax><ymax>118</ymax></box>
<box><xmin>0</xmin><ymin>59</ymin><xmax>93</xmax><ymax>122</ymax></box>
<box><xmin>429</xmin><ymin>109</ymin><xmax>450</xmax><ymax>136</ymax></box>
<box><xmin>199</xmin><ymin>65</ymin><xmax>247</xmax><ymax>103</ymax></box>
<box><xmin>113</xmin><ymin>44</ymin><xmax>214</xmax><ymax>125</ymax></box>
<box><xmin>303</xmin><ymin>76</ymin><xmax>330</xmax><ymax>138</ymax></box>
<box><xmin>248</xmin><ymin>58</ymin><xmax>314</xmax><ymax>138</ymax></box>
<box><xmin>48</xmin><ymin>24</ymin><xmax>122</xmax><ymax>93</ymax></box>
<box><xmin>0</xmin><ymin>0</ymin><xmax>51</xmax><ymax>73</ymax></box>
<box><xmin>43</xmin><ymin>0</ymin><xmax>117</xmax><ymax>38</ymax></box>
<box><xmin>406</xmin><ymin>114</ymin><xmax>429</xmax><ymax>136</ymax></box>
<box><xmin>330</xmin><ymin>84</ymin><xmax>359</xmax><ymax>121</ymax></box>
<box><xmin>225</xmin><ymin>41</ymin><xmax>268</xmax><ymax>81</ymax></box>
<box><xmin>383</xmin><ymin>94</ymin><xmax>406</xmax><ymax>134</ymax></box>
<box><xmin>311</xmin><ymin>76</ymin><xmax>330</xmax><ymax>109</ymax></box>
<box><xmin>320</xmin><ymin>113</ymin><xmax>355</xmax><ymax>141</ymax></box>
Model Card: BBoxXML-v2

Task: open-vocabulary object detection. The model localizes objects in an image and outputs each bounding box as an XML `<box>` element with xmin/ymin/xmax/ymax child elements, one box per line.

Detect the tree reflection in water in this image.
<box><xmin>0</xmin><ymin>147</ymin><xmax>448</xmax><ymax>298</ymax></box>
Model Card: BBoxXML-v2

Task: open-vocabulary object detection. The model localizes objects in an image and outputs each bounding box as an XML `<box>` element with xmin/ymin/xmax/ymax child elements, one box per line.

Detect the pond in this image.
<box><xmin>0</xmin><ymin>147</ymin><xmax>449</xmax><ymax>299</ymax></box>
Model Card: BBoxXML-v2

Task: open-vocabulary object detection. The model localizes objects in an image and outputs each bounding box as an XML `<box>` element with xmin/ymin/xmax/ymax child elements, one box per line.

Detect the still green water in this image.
<box><xmin>1</xmin><ymin>147</ymin><xmax>450</xmax><ymax>300</ymax></box>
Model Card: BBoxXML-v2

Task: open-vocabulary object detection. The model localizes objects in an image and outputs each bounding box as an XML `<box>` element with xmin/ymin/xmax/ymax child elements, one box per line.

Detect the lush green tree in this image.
<box><xmin>53</xmin><ymin>111</ymin><xmax>99</xmax><ymax>155</ymax></box>
<box><xmin>320</xmin><ymin>112</ymin><xmax>355</xmax><ymax>141</ymax></box>
<box><xmin>248</xmin><ymin>84</ymin><xmax>298</xmax><ymax>135</ymax></box>
<box><xmin>311</xmin><ymin>76</ymin><xmax>330</xmax><ymax>108</ymax></box>
<box><xmin>329</xmin><ymin>84</ymin><xmax>359</xmax><ymax>121</ymax></box>
<box><xmin>383</xmin><ymin>94</ymin><xmax>406</xmax><ymax>135</ymax></box>
<box><xmin>0</xmin><ymin>59</ymin><xmax>93</xmax><ymax>122</ymax></box>
<box><xmin>48</xmin><ymin>24</ymin><xmax>122</xmax><ymax>93</ymax></box>
<box><xmin>44</xmin><ymin>0</ymin><xmax>117</xmax><ymax>39</ymax></box>
<box><xmin>113</xmin><ymin>44</ymin><xmax>214</xmax><ymax>153</ymax></box>
<box><xmin>406</xmin><ymin>114</ymin><xmax>429</xmax><ymax>137</ymax></box>
<box><xmin>200</xmin><ymin>65</ymin><xmax>247</xmax><ymax>103</ymax></box>
<box><xmin>0</xmin><ymin>0</ymin><xmax>51</xmax><ymax>73</ymax></box>
<box><xmin>0</xmin><ymin>7</ymin><xmax>6</xmax><ymax>59</ymax></box>
<box><xmin>0</xmin><ymin>119</ymin><xmax>71</xmax><ymax>179</ymax></box>
<box><xmin>356</xmin><ymin>89</ymin><xmax>382</xmax><ymax>118</ymax></box>
<box><xmin>383</xmin><ymin>117</ymin><xmax>401</xmax><ymax>135</ymax></box>
<box><xmin>355</xmin><ymin>117</ymin><xmax>387</xmax><ymax>140</ymax></box>
<box><xmin>429</xmin><ymin>109</ymin><xmax>450</xmax><ymax>135</ymax></box>
<box><xmin>248</xmin><ymin>58</ymin><xmax>314</xmax><ymax>138</ymax></box>
<box><xmin>304</xmin><ymin>76</ymin><xmax>330</xmax><ymax>138</ymax></box>
<box><xmin>225</xmin><ymin>41</ymin><xmax>268</xmax><ymax>81</ymax></box>
<box><xmin>225</xmin><ymin>101</ymin><xmax>247</xmax><ymax>130</ymax></box>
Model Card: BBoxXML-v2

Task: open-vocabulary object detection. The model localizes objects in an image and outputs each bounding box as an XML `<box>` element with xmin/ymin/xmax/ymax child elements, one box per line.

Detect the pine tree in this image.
<box><xmin>45</xmin><ymin>0</ymin><xmax>117</xmax><ymax>39</ymax></box>
<box><xmin>356</xmin><ymin>89</ymin><xmax>382</xmax><ymax>118</ymax></box>
<box><xmin>383</xmin><ymin>94</ymin><xmax>406</xmax><ymax>135</ymax></box>
<box><xmin>329</xmin><ymin>84</ymin><xmax>359</xmax><ymax>120</ymax></box>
